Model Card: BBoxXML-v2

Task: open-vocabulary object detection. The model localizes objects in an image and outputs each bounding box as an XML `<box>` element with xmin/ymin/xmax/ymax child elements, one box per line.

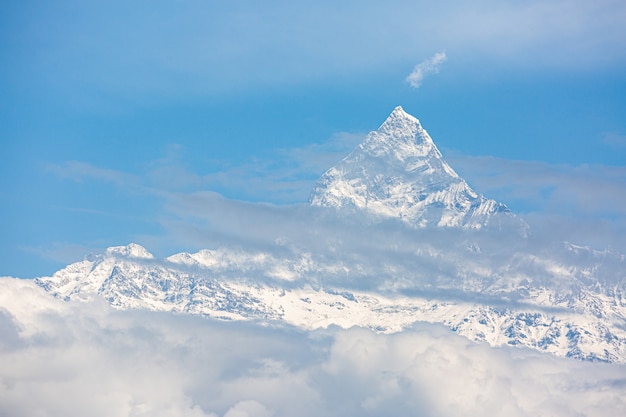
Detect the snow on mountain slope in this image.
<box><xmin>309</xmin><ymin>106</ymin><xmax>521</xmax><ymax>230</ymax></box>
<box><xmin>33</xmin><ymin>241</ymin><xmax>626</xmax><ymax>363</ymax></box>
<box><xmin>19</xmin><ymin>107</ymin><xmax>626</xmax><ymax>364</ymax></box>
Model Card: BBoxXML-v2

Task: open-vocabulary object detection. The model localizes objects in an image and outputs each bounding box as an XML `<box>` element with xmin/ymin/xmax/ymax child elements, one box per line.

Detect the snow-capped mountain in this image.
<box><xmin>25</xmin><ymin>107</ymin><xmax>626</xmax><ymax>363</ymax></box>
<box><xmin>309</xmin><ymin>106</ymin><xmax>519</xmax><ymax>230</ymax></box>
<box><xmin>34</xmin><ymin>241</ymin><xmax>626</xmax><ymax>363</ymax></box>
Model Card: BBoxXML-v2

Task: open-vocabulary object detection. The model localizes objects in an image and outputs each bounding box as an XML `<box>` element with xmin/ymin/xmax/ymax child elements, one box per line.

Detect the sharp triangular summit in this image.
<box><xmin>309</xmin><ymin>106</ymin><xmax>516</xmax><ymax>229</ymax></box>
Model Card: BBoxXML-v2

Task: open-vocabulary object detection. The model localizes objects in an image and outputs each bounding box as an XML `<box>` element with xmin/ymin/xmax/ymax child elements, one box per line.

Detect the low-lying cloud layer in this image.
<box><xmin>1</xmin><ymin>278</ymin><xmax>625</xmax><ymax>417</ymax></box>
<box><xmin>44</xmin><ymin>129</ymin><xmax>626</xmax><ymax>263</ymax></box>
<box><xmin>447</xmin><ymin>154</ymin><xmax>626</xmax><ymax>252</ymax></box>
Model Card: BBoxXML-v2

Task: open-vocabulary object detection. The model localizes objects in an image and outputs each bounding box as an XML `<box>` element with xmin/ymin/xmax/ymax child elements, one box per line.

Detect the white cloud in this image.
<box><xmin>1</xmin><ymin>279</ymin><xmax>625</xmax><ymax>417</ymax></box>
<box><xmin>405</xmin><ymin>52</ymin><xmax>447</xmax><ymax>89</ymax></box>
<box><xmin>45</xmin><ymin>147</ymin><xmax>626</xmax><ymax>267</ymax></box>
<box><xmin>46</xmin><ymin>161</ymin><xmax>140</xmax><ymax>189</ymax></box>
<box><xmin>48</xmin><ymin>130</ymin><xmax>365</xmax><ymax>206</ymax></box>
<box><xmin>19</xmin><ymin>242</ymin><xmax>103</xmax><ymax>265</ymax></box>
<box><xmin>223</xmin><ymin>401</ymin><xmax>272</xmax><ymax>417</ymax></box>
<box><xmin>447</xmin><ymin>156</ymin><xmax>626</xmax><ymax>215</ymax></box>
<box><xmin>446</xmin><ymin>154</ymin><xmax>626</xmax><ymax>251</ymax></box>
<box><xmin>604</xmin><ymin>132</ymin><xmax>626</xmax><ymax>149</ymax></box>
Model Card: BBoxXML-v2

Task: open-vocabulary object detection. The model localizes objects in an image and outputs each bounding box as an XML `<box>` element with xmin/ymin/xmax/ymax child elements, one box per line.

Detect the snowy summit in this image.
<box><xmin>309</xmin><ymin>106</ymin><xmax>514</xmax><ymax>229</ymax></box>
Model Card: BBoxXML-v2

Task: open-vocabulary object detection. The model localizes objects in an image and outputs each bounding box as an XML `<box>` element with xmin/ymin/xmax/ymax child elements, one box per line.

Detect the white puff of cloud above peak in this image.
<box><xmin>405</xmin><ymin>52</ymin><xmax>447</xmax><ymax>89</ymax></box>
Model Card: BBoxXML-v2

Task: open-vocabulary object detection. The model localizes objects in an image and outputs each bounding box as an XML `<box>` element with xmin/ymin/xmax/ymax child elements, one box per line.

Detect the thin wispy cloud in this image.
<box><xmin>447</xmin><ymin>154</ymin><xmax>626</xmax><ymax>251</ymax></box>
<box><xmin>44</xmin><ymin>139</ymin><xmax>626</xmax><ymax>260</ymax></box>
<box><xmin>447</xmin><ymin>155</ymin><xmax>626</xmax><ymax>217</ymax></box>
<box><xmin>405</xmin><ymin>52</ymin><xmax>447</xmax><ymax>89</ymax></box>
<box><xmin>48</xmin><ymin>131</ymin><xmax>365</xmax><ymax>205</ymax></box>
<box><xmin>47</xmin><ymin>161</ymin><xmax>140</xmax><ymax>189</ymax></box>
<box><xmin>603</xmin><ymin>132</ymin><xmax>626</xmax><ymax>149</ymax></box>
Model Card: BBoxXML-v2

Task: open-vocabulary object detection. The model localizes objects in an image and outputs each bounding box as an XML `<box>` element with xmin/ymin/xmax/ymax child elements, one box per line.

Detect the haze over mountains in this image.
<box><xmin>28</xmin><ymin>107</ymin><xmax>626</xmax><ymax>363</ymax></box>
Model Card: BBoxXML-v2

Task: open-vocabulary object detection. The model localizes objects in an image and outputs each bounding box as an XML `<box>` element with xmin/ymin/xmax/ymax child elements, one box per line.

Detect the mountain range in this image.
<box><xmin>31</xmin><ymin>107</ymin><xmax>626</xmax><ymax>363</ymax></box>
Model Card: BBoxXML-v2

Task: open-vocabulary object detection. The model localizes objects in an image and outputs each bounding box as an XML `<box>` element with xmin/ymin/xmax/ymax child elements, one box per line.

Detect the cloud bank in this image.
<box><xmin>447</xmin><ymin>154</ymin><xmax>626</xmax><ymax>252</ymax></box>
<box><xmin>43</xmin><ymin>137</ymin><xmax>626</xmax><ymax>265</ymax></box>
<box><xmin>1</xmin><ymin>278</ymin><xmax>625</xmax><ymax>417</ymax></box>
<box><xmin>406</xmin><ymin>52</ymin><xmax>447</xmax><ymax>89</ymax></box>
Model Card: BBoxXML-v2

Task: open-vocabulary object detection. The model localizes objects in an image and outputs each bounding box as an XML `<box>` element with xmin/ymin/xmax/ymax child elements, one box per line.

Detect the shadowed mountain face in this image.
<box><xmin>309</xmin><ymin>106</ymin><xmax>520</xmax><ymax>230</ymax></box>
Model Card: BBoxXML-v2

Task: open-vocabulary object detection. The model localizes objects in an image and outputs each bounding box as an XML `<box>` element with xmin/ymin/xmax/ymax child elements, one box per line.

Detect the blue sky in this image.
<box><xmin>2</xmin><ymin>0</ymin><xmax>626</xmax><ymax>277</ymax></box>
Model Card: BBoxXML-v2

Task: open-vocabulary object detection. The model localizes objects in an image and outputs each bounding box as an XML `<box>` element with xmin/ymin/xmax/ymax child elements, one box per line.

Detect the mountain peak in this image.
<box><xmin>309</xmin><ymin>106</ymin><xmax>516</xmax><ymax>229</ymax></box>
<box><xmin>389</xmin><ymin>105</ymin><xmax>412</xmax><ymax>119</ymax></box>
<box><xmin>359</xmin><ymin>106</ymin><xmax>447</xmax><ymax>172</ymax></box>
<box><xmin>105</xmin><ymin>243</ymin><xmax>154</xmax><ymax>259</ymax></box>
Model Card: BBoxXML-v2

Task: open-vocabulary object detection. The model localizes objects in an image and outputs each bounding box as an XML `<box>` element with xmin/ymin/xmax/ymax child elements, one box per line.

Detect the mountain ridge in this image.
<box><xmin>33</xmin><ymin>241</ymin><xmax>626</xmax><ymax>363</ymax></box>
<box><xmin>21</xmin><ymin>107</ymin><xmax>626</xmax><ymax>363</ymax></box>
